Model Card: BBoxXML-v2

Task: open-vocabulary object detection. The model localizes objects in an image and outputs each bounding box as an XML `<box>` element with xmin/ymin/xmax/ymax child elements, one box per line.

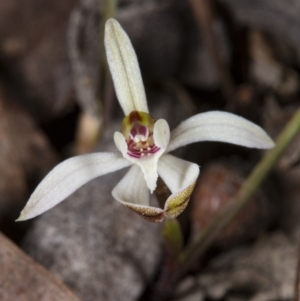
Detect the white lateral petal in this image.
<box><xmin>105</xmin><ymin>19</ymin><xmax>148</xmax><ymax>115</ymax></box>
<box><xmin>112</xmin><ymin>165</ymin><xmax>149</xmax><ymax>206</ymax></box>
<box><xmin>158</xmin><ymin>154</ymin><xmax>199</xmax><ymax>218</ymax></box>
<box><xmin>153</xmin><ymin>119</ymin><xmax>170</xmax><ymax>149</ymax></box>
<box><xmin>114</xmin><ymin>131</ymin><xmax>128</xmax><ymax>156</ymax></box>
<box><xmin>167</xmin><ymin>111</ymin><xmax>275</xmax><ymax>152</ymax></box>
<box><xmin>112</xmin><ymin>165</ymin><xmax>164</xmax><ymax>222</ymax></box>
<box><xmin>17</xmin><ymin>153</ymin><xmax>131</xmax><ymax>221</ymax></box>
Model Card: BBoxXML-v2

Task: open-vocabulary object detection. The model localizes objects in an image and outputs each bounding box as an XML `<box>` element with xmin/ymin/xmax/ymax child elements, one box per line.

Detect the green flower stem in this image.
<box><xmin>163</xmin><ymin>219</ymin><xmax>183</xmax><ymax>258</ymax></box>
<box><xmin>148</xmin><ymin>219</ymin><xmax>183</xmax><ymax>301</ymax></box>
<box><xmin>150</xmin><ymin>180</ymin><xmax>183</xmax><ymax>300</ymax></box>
<box><xmin>178</xmin><ymin>108</ymin><xmax>300</xmax><ymax>277</ymax></box>
<box><xmin>156</xmin><ymin>178</ymin><xmax>183</xmax><ymax>256</ymax></box>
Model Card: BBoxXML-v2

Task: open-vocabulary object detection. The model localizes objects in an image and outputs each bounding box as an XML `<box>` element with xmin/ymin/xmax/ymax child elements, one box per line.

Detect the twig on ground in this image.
<box><xmin>188</xmin><ymin>0</ymin><xmax>236</xmax><ymax>104</ymax></box>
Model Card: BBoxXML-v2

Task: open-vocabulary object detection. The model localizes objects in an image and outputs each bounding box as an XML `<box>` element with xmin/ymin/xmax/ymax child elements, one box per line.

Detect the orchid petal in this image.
<box><xmin>17</xmin><ymin>153</ymin><xmax>131</xmax><ymax>221</ymax></box>
<box><xmin>158</xmin><ymin>154</ymin><xmax>199</xmax><ymax>218</ymax></box>
<box><xmin>105</xmin><ymin>19</ymin><xmax>148</xmax><ymax>115</ymax></box>
<box><xmin>136</xmin><ymin>152</ymin><xmax>162</xmax><ymax>194</ymax></box>
<box><xmin>112</xmin><ymin>165</ymin><xmax>164</xmax><ymax>222</ymax></box>
<box><xmin>167</xmin><ymin>111</ymin><xmax>275</xmax><ymax>152</ymax></box>
<box><xmin>114</xmin><ymin>131</ymin><xmax>128</xmax><ymax>156</ymax></box>
<box><xmin>112</xmin><ymin>165</ymin><xmax>149</xmax><ymax>206</ymax></box>
<box><xmin>153</xmin><ymin>119</ymin><xmax>170</xmax><ymax>149</ymax></box>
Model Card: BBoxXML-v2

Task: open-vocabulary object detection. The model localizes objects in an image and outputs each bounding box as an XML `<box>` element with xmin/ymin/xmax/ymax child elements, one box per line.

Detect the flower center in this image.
<box><xmin>122</xmin><ymin>111</ymin><xmax>160</xmax><ymax>158</ymax></box>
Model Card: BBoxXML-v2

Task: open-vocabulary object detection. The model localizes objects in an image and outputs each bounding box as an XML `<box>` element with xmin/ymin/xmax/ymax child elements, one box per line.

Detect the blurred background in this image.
<box><xmin>1</xmin><ymin>0</ymin><xmax>300</xmax><ymax>301</ymax></box>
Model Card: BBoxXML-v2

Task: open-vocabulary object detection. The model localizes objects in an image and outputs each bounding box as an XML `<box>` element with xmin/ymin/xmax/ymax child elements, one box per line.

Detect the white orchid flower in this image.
<box><xmin>17</xmin><ymin>19</ymin><xmax>275</xmax><ymax>223</ymax></box>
